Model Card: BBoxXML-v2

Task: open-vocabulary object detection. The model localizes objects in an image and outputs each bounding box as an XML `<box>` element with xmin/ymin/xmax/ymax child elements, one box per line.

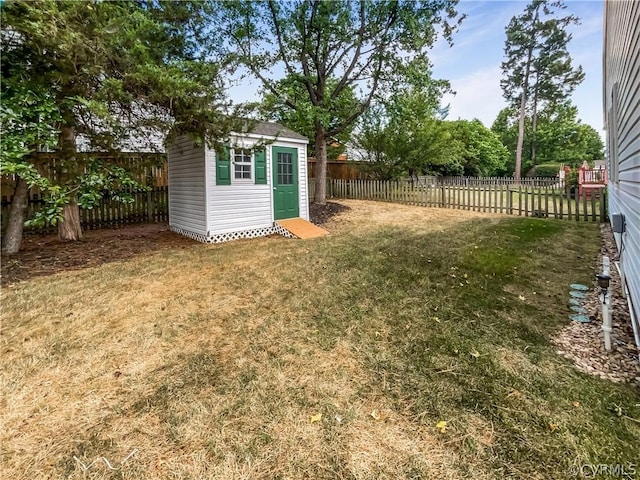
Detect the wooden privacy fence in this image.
<box><xmin>1</xmin><ymin>152</ymin><xmax>169</xmax><ymax>236</ymax></box>
<box><xmin>1</xmin><ymin>186</ymin><xmax>169</xmax><ymax>236</ymax></box>
<box><xmin>327</xmin><ymin>178</ymin><xmax>607</xmax><ymax>222</ymax></box>
<box><xmin>307</xmin><ymin>159</ymin><xmax>369</xmax><ymax>180</ymax></box>
<box><xmin>0</xmin><ymin>152</ymin><xmax>168</xmax><ymax>197</ymax></box>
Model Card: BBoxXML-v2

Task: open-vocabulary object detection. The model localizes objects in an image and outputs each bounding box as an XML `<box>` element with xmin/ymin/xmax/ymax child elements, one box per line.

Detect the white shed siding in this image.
<box><xmin>299</xmin><ymin>144</ymin><xmax>309</xmax><ymax>221</ymax></box>
<box><xmin>604</xmin><ymin>1</ymin><xmax>640</xmax><ymax>340</ymax></box>
<box><xmin>204</xmin><ymin>136</ymin><xmax>310</xmax><ymax>235</ymax></box>
<box><xmin>167</xmin><ymin>136</ymin><xmax>207</xmax><ymax>236</ymax></box>
<box><xmin>205</xmin><ymin>142</ymin><xmax>274</xmax><ymax>235</ymax></box>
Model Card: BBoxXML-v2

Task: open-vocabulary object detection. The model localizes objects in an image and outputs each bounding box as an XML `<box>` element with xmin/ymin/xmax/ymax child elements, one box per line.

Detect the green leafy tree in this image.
<box><xmin>501</xmin><ymin>0</ymin><xmax>583</xmax><ymax>180</ymax></box>
<box><xmin>353</xmin><ymin>80</ymin><xmax>458</xmax><ymax>179</ymax></box>
<box><xmin>352</xmin><ymin>106</ymin><xmax>406</xmax><ymax>180</ymax></box>
<box><xmin>534</xmin><ymin>103</ymin><xmax>604</xmax><ymax>165</ymax></box>
<box><xmin>213</xmin><ymin>0</ymin><xmax>463</xmax><ymax>203</ymax></box>
<box><xmin>0</xmin><ymin>85</ymin><xmax>61</xmax><ymax>253</ymax></box>
<box><xmin>447</xmin><ymin>120</ymin><xmax>510</xmax><ymax>176</ymax></box>
<box><xmin>1</xmin><ymin>0</ymin><xmax>237</xmax><ymax>249</ymax></box>
<box><xmin>386</xmin><ymin>82</ymin><xmax>456</xmax><ymax>176</ymax></box>
<box><xmin>491</xmin><ymin>106</ymin><xmax>529</xmax><ymax>174</ymax></box>
<box><xmin>491</xmin><ymin>103</ymin><xmax>603</xmax><ymax>174</ymax></box>
<box><xmin>259</xmin><ymin>75</ymin><xmax>360</xmax><ymax>160</ymax></box>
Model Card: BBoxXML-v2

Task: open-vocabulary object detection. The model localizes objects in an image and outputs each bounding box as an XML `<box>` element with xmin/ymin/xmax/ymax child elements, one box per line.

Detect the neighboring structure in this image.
<box><xmin>577</xmin><ymin>161</ymin><xmax>607</xmax><ymax>197</ymax></box>
<box><xmin>168</xmin><ymin>121</ymin><xmax>310</xmax><ymax>243</ymax></box>
<box><xmin>603</xmin><ymin>0</ymin><xmax>640</xmax><ymax>348</ymax></box>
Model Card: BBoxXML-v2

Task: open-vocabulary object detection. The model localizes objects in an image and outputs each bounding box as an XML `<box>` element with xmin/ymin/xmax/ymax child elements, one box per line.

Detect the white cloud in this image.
<box><xmin>442</xmin><ymin>66</ymin><xmax>506</xmax><ymax>126</ymax></box>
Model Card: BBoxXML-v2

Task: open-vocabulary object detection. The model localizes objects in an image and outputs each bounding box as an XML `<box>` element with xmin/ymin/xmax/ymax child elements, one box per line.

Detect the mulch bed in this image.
<box><xmin>1</xmin><ymin>224</ymin><xmax>195</xmax><ymax>286</ymax></box>
<box><xmin>1</xmin><ymin>202</ymin><xmax>349</xmax><ymax>286</ymax></box>
<box><xmin>553</xmin><ymin>223</ymin><xmax>640</xmax><ymax>386</ymax></box>
<box><xmin>309</xmin><ymin>201</ymin><xmax>350</xmax><ymax>225</ymax></box>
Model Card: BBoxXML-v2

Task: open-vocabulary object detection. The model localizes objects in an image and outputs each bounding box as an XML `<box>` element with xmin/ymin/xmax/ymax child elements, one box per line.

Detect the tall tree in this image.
<box><xmin>259</xmin><ymin>75</ymin><xmax>361</xmax><ymax>160</ymax></box>
<box><xmin>500</xmin><ymin>0</ymin><xmax>583</xmax><ymax>180</ymax></box>
<box><xmin>214</xmin><ymin>0</ymin><xmax>463</xmax><ymax>204</ymax></box>
<box><xmin>1</xmin><ymin>0</ymin><xmax>238</xmax><ymax>248</ymax></box>
<box><xmin>491</xmin><ymin>106</ymin><xmax>531</xmax><ymax>174</ymax></box>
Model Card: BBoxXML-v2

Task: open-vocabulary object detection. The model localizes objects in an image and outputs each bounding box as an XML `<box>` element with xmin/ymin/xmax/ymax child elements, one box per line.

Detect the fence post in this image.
<box><xmin>600</xmin><ymin>188</ymin><xmax>607</xmax><ymax>222</ymax></box>
<box><xmin>146</xmin><ymin>189</ymin><xmax>154</xmax><ymax>223</ymax></box>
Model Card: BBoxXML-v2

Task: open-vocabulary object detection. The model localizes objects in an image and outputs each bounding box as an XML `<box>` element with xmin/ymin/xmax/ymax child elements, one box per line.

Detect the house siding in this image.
<box><xmin>604</xmin><ymin>1</ymin><xmax>640</xmax><ymax>341</ymax></box>
<box><xmin>167</xmin><ymin>136</ymin><xmax>207</xmax><ymax>237</ymax></box>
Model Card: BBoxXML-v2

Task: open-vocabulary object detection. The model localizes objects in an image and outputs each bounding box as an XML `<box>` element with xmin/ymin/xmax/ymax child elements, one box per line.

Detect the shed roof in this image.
<box><xmin>247</xmin><ymin>121</ymin><xmax>308</xmax><ymax>141</ymax></box>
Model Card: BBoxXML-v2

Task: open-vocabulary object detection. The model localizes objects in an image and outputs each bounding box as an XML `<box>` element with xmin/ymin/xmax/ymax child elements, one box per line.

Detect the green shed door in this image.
<box><xmin>272</xmin><ymin>146</ymin><xmax>299</xmax><ymax>220</ymax></box>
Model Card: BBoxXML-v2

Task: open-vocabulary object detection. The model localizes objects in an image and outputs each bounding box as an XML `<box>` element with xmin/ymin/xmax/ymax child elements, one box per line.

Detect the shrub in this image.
<box><xmin>533</xmin><ymin>163</ymin><xmax>563</xmax><ymax>177</ymax></box>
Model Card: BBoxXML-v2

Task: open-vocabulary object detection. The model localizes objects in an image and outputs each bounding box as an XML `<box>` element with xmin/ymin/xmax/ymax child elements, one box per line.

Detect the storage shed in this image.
<box><xmin>167</xmin><ymin>121</ymin><xmax>311</xmax><ymax>243</ymax></box>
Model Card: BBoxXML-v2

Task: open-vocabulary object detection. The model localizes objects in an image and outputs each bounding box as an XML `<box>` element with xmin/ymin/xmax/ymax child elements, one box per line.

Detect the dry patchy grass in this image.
<box><xmin>1</xmin><ymin>200</ymin><xmax>638</xmax><ymax>479</ymax></box>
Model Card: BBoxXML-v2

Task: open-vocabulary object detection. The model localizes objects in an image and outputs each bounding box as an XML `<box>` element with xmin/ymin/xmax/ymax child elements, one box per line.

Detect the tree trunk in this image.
<box><xmin>531</xmin><ymin>82</ymin><xmax>538</xmax><ymax>167</ymax></box>
<box><xmin>2</xmin><ymin>176</ymin><xmax>29</xmax><ymax>255</ymax></box>
<box><xmin>314</xmin><ymin>126</ymin><xmax>328</xmax><ymax>205</ymax></box>
<box><xmin>515</xmin><ymin>48</ymin><xmax>533</xmax><ymax>183</ymax></box>
<box><xmin>57</xmin><ymin>194</ymin><xmax>83</xmax><ymax>241</ymax></box>
<box><xmin>515</xmin><ymin>91</ymin><xmax>527</xmax><ymax>182</ymax></box>
<box><xmin>57</xmin><ymin>124</ymin><xmax>83</xmax><ymax>241</ymax></box>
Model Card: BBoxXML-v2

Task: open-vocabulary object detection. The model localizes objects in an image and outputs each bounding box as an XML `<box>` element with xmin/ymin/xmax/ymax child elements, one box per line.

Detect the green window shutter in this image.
<box><xmin>216</xmin><ymin>144</ymin><xmax>231</xmax><ymax>185</ymax></box>
<box><xmin>254</xmin><ymin>148</ymin><xmax>267</xmax><ymax>184</ymax></box>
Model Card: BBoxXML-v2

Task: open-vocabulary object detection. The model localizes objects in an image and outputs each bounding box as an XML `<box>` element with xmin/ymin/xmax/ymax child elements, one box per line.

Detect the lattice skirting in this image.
<box><xmin>170</xmin><ymin>224</ymin><xmax>297</xmax><ymax>244</ymax></box>
<box><xmin>170</xmin><ymin>226</ymin><xmax>209</xmax><ymax>243</ymax></box>
<box><xmin>273</xmin><ymin>223</ymin><xmax>298</xmax><ymax>239</ymax></box>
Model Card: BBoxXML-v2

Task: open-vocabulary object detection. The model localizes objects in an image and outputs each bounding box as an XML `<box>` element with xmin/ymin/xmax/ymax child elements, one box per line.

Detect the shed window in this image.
<box><xmin>277</xmin><ymin>152</ymin><xmax>294</xmax><ymax>185</ymax></box>
<box><xmin>233</xmin><ymin>148</ymin><xmax>252</xmax><ymax>180</ymax></box>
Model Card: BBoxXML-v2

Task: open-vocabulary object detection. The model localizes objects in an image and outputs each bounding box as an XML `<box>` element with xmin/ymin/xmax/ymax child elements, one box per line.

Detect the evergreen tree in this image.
<box><xmin>500</xmin><ymin>0</ymin><xmax>583</xmax><ymax>180</ymax></box>
<box><xmin>1</xmin><ymin>0</ymin><xmax>237</xmax><ymax>249</ymax></box>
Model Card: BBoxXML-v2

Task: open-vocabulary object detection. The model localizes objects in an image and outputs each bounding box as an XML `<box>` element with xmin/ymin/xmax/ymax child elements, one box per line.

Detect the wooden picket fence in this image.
<box><xmin>324</xmin><ymin>178</ymin><xmax>607</xmax><ymax>222</ymax></box>
<box><xmin>1</xmin><ymin>186</ymin><xmax>169</xmax><ymax>236</ymax></box>
<box><xmin>433</xmin><ymin>176</ymin><xmax>562</xmax><ymax>187</ymax></box>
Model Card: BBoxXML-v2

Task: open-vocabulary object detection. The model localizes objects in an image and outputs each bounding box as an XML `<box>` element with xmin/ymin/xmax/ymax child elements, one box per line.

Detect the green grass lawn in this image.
<box><xmin>2</xmin><ymin>201</ymin><xmax>638</xmax><ymax>479</ymax></box>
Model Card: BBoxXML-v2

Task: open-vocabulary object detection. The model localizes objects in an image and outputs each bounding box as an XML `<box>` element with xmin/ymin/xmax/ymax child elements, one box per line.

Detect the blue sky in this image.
<box><xmin>431</xmin><ymin>0</ymin><xmax>604</xmax><ymax>133</ymax></box>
